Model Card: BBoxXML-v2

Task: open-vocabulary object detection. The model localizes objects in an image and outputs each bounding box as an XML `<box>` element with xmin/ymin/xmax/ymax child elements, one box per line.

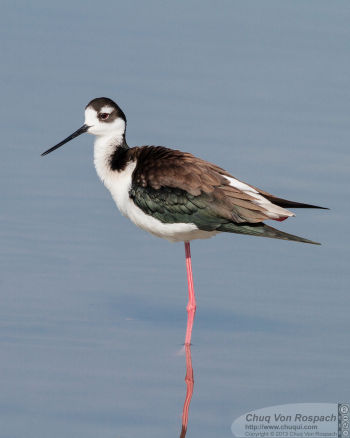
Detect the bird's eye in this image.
<box><xmin>99</xmin><ymin>113</ymin><xmax>110</xmax><ymax>120</ymax></box>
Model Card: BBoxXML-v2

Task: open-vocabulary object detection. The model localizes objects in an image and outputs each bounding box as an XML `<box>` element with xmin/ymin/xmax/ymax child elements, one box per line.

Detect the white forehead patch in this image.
<box><xmin>84</xmin><ymin>107</ymin><xmax>98</xmax><ymax>126</ymax></box>
<box><xmin>100</xmin><ymin>105</ymin><xmax>114</xmax><ymax>114</ymax></box>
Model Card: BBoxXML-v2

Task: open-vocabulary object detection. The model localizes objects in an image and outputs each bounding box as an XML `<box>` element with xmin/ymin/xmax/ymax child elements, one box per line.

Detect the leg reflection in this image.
<box><xmin>180</xmin><ymin>344</ymin><xmax>194</xmax><ymax>438</ymax></box>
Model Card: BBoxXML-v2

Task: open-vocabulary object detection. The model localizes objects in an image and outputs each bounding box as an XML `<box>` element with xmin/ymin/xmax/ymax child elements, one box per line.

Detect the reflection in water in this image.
<box><xmin>179</xmin><ymin>344</ymin><xmax>194</xmax><ymax>438</ymax></box>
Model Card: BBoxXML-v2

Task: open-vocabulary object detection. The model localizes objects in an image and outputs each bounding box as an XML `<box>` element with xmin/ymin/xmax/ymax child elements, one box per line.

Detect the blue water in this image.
<box><xmin>1</xmin><ymin>1</ymin><xmax>349</xmax><ymax>437</ymax></box>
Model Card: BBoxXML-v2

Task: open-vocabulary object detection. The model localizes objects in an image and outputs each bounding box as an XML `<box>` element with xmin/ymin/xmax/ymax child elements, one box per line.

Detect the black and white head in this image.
<box><xmin>84</xmin><ymin>97</ymin><xmax>126</xmax><ymax>137</ymax></box>
<box><xmin>41</xmin><ymin>97</ymin><xmax>126</xmax><ymax>156</ymax></box>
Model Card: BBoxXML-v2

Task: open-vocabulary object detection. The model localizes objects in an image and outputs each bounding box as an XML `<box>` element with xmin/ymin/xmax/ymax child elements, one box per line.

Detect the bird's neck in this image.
<box><xmin>93</xmin><ymin>132</ymin><xmax>129</xmax><ymax>184</ymax></box>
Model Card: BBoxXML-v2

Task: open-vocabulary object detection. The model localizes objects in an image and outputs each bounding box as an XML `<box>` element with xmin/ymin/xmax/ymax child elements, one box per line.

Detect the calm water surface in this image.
<box><xmin>1</xmin><ymin>1</ymin><xmax>349</xmax><ymax>437</ymax></box>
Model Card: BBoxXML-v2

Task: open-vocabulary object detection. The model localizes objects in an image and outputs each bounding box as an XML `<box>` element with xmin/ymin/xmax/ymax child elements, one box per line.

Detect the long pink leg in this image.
<box><xmin>180</xmin><ymin>344</ymin><xmax>194</xmax><ymax>438</ymax></box>
<box><xmin>184</xmin><ymin>241</ymin><xmax>196</xmax><ymax>345</ymax></box>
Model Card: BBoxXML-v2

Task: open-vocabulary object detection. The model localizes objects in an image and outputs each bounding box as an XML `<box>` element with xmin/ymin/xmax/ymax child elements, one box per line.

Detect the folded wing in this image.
<box><xmin>130</xmin><ymin>146</ymin><xmax>299</xmax><ymax>224</ymax></box>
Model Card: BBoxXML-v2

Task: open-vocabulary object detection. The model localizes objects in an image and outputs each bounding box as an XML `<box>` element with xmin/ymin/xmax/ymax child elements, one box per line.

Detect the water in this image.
<box><xmin>1</xmin><ymin>1</ymin><xmax>349</xmax><ymax>437</ymax></box>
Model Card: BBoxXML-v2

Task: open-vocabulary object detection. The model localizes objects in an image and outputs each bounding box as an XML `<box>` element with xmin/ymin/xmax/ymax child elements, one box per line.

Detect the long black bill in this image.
<box><xmin>41</xmin><ymin>124</ymin><xmax>89</xmax><ymax>156</ymax></box>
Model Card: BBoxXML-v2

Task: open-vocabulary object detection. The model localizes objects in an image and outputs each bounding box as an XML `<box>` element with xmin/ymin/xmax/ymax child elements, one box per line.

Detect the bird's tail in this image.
<box><xmin>217</xmin><ymin>222</ymin><xmax>320</xmax><ymax>245</ymax></box>
<box><xmin>263</xmin><ymin>196</ymin><xmax>328</xmax><ymax>210</ymax></box>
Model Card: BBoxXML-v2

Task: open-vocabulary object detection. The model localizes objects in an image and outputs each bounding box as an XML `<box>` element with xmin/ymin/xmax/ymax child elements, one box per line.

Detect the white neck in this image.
<box><xmin>93</xmin><ymin>133</ymin><xmax>126</xmax><ymax>185</ymax></box>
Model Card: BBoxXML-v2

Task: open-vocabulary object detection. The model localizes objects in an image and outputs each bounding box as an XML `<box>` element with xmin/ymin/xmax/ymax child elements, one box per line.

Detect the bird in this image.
<box><xmin>41</xmin><ymin>97</ymin><xmax>327</xmax><ymax>345</ymax></box>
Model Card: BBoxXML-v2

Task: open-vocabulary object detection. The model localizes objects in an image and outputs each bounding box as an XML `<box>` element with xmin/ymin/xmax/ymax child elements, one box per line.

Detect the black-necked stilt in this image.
<box><xmin>41</xmin><ymin>97</ymin><xmax>327</xmax><ymax>345</ymax></box>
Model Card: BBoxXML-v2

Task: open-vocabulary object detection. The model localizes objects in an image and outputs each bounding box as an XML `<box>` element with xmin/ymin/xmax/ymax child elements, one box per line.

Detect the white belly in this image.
<box><xmin>95</xmin><ymin>156</ymin><xmax>218</xmax><ymax>243</ymax></box>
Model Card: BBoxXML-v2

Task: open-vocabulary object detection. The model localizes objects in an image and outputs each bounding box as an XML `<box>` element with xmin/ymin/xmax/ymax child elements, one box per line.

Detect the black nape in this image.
<box><xmin>109</xmin><ymin>136</ymin><xmax>130</xmax><ymax>171</ymax></box>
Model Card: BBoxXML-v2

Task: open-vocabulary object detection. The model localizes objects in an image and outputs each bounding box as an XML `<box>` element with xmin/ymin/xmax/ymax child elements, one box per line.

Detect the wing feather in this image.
<box><xmin>129</xmin><ymin>146</ymin><xmax>290</xmax><ymax>226</ymax></box>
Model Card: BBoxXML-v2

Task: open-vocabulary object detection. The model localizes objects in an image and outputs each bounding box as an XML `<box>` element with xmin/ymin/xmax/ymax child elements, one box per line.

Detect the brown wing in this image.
<box><xmin>130</xmin><ymin>146</ymin><xmax>286</xmax><ymax>224</ymax></box>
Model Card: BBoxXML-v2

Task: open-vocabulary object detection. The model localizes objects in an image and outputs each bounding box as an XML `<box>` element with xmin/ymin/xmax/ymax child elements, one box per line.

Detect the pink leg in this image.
<box><xmin>184</xmin><ymin>241</ymin><xmax>196</xmax><ymax>345</ymax></box>
<box><xmin>180</xmin><ymin>344</ymin><xmax>194</xmax><ymax>437</ymax></box>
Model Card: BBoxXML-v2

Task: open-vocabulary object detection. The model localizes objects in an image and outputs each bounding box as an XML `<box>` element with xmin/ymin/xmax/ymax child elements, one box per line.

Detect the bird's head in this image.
<box><xmin>41</xmin><ymin>97</ymin><xmax>126</xmax><ymax>156</ymax></box>
<box><xmin>84</xmin><ymin>97</ymin><xmax>126</xmax><ymax>137</ymax></box>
